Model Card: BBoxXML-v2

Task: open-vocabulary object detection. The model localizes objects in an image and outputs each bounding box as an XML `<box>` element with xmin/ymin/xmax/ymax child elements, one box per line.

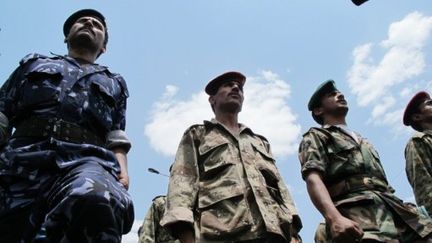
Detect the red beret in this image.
<box><xmin>205</xmin><ymin>71</ymin><xmax>246</xmax><ymax>95</ymax></box>
<box><xmin>403</xmin><ymin>91</ymin><xmax>430</xmax><ymax>126</ymax></box>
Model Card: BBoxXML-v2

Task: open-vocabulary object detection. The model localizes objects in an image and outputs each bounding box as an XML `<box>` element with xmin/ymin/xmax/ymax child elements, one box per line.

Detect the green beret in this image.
<box><xmin>205</xmin><ymin>71</ymin><xmax>246</xmax><ymax>95</ymax></box>
<box><xmin>403</xmin><ymin>91</ymin><xmax>430</xmax><ymax>126</ymax></box>
<box><xmin>308</xmin><ymin>80</ymin><xmax>338</xmax><ymax>111</ymax></box>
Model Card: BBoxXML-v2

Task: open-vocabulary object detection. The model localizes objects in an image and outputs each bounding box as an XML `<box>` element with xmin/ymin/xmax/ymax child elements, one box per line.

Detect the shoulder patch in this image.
<box><xmin>19</xmin><ymin>53</ymin><xmax>48</xmax><ymax>66</ymax></box>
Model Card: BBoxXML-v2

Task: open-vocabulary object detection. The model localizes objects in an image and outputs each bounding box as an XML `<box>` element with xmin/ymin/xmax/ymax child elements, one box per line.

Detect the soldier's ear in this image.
<box><xmin>208</xmin><ymin>96</ymin><xmax>215</xmax><ymax>105</ymax></box>
<box><xmin>412</xmin><ymin>113</ymin><xmax>423</xmax><ymax>123</ymax></box>
<box><xmin>313</xmin><ymin>107</ymin><xmax>323</xmax><ymax>117</ymax></box>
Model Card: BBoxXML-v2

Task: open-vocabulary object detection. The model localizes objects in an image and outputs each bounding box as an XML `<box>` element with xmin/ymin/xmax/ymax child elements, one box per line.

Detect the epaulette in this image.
<box><xmin>412</xmin><ymin>131</ymin><xmax>427</xmax><ymax>139</ymax></box>
<box><xmin>183</xmin><ymin>124</ymin><xmax>205</xmax><ymax>135</ymax></box>
<box><xmin>111</xmin><ymin>73</ymin><xmax>129</xmax><ymax>97</ymax></box>
<box><xmin>254</xmin><ymin>133</ymin><xmax>269</xmax><ymax>145</ymax></box>
<box><xmin>152</xmin><ymin>195</ymin><xmax>166</xmax><ymax>202</ymax></box>
<box><xmin>303</xmin><ymin>127</ymin><xmax>332</xmax><ymax>141</ymax></box>
<box><xmin>254</xmin><ymin>133</ymin><xmax>271</xmax><ymax>151</ymax></box>
<box><xmin>19</xmin><ymin>53</ymin><xmax>49</xmax><ymax>66</ymax></box>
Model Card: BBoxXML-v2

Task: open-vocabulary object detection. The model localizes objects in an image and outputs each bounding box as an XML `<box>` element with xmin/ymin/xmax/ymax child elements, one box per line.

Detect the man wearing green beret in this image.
<box><xmin>298</xmin><ymin>80</ymin><xmax>432</xmax><ymax>242</ymax></box>
<box><xmin>161</xmin><ymin>71</ymin><xmax>302</xmax><ymax>243</ymax></box>
<box><xmin>403</xmin><ymin>91</ymin><xmax>432</xmax><ymax>216</ymax></box>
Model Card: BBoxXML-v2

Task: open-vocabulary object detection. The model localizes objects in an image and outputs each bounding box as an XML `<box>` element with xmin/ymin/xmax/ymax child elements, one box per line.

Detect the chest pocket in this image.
<box><xmin>198</xmin><ymin>138</ymin><xmax>241</xmax><ymax>204</ymax></box>
<box><xmin>86</xmin><ymin>76</ymin><xmax>118</xmax><ymax>130</ymax></box>
<box><xmin>251</xmin><ymin>141</ymin><xmax>285</xmax><ymax>205</ymax></box>
<box><xmin>19</xmin><ymin>69</ymin><xmax>63</xmax><ymax>110</ymax></box>
<box><xmin>197</xmin><ymin>136</ymin><xmax>252</xmax><ymax>239</ymax></box>
<box><xmin>326</xmin><ymin>136</ymin><xmax>359</xmax><ymax>182</ymax></box>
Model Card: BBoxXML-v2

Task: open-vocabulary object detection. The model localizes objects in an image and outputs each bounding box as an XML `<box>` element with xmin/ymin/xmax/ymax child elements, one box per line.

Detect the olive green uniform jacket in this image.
<box><xmin>299</xmin><ymin>125</ymin><xmax>432</xmax><ymax>242</ymax></box>
<box><xmin>161</xmin><ymin>119</ymin><xmax>302</xmax><ymax>242</ymax></box>
<box><xmin>405</xmin><ymin>130</ymin><xmax>432</xmax><ymax>216</ymax></box>
<box><xmin>138</xmin><ymin>196</ymin><xmax>179</xmax><ymax>243</ymax></box>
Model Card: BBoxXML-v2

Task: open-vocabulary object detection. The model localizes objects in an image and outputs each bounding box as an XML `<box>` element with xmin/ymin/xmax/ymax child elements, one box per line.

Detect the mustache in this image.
<box><xmin>78</xmin><ymin>26</ymin><xmax>95</xmax><ymax>35</ymax></box>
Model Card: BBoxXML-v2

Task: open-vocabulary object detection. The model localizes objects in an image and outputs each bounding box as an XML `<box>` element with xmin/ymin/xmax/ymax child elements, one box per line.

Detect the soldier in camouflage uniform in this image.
<box><xmin>403</xmin><ymin>91</ymin><xmax>432</xmax><ymax>216</ymax></box>
<box><xmin>160</xmin><ymin>71</ymin><xmax>302</xmax><ymax>243</ymax></box>
<box><xmin>314</xmin><ymin>222</ymin><xmax>327</xmax><ymax>243</ymax></box>
<box><xmin>138</xmin><ymin>195</ymin><xmax>179</xmax><ymax>243</ymax></box>
<box><xmin>299</xmin><ymin>80</ymin><xmax>432</xmax><ymax>242</ymax></box>
<box><xmin>0</xmin><ymin>9</ymin><xmax>133</xmax><ymax>242</ymax></box>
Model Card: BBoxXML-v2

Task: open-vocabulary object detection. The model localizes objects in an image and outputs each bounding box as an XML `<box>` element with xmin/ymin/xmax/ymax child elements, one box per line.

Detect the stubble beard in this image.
<box><xmin>68</xmin><ymin>33</ymin><xmax>101</xmax><ymax>55</ymax></box>
<box><xmin>219</xmin><ymin>101</ymin><xmax>242</xmax><ymax>114</ymax></box>
<box><xmin>326</xmin><ymin>105</ymin><xmax>349</xmax><ymax>118</ymax></box>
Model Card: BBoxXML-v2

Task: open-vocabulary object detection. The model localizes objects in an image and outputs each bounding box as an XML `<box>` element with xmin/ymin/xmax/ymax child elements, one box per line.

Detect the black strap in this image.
<box><xmin>12</xmin><ymin>117</ymin><xmax>105</xmax><ymax>147</ymax></box>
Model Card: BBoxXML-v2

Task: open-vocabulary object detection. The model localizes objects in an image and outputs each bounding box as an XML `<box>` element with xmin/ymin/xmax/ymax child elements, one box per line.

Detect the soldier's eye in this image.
<box><xmin>93</xmin><ymin>21</ymin><xmax>103</xmax><ymax>29</ymax></box>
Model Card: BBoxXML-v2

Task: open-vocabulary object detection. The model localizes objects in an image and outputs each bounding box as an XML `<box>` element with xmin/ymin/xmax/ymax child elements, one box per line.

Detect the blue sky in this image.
<box><xmin>1</xmin><ymin>1</ymin><xmax>432</xmax><ymax>242</ymax></box>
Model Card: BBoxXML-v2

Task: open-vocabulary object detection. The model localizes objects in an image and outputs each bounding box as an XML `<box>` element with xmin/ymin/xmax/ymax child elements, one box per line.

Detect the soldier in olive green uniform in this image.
<box><xmin>161</xmin><ymin>71</ymin><xmax>302</xmax><ymax>243</ymax></box>
<box><xmin>138</xmin><ymin>196</ymin><xmax>179</xmax><ymax>243</ymax></box>
<box><xmin>299</xmin><ymin>80</ymin><xmax>432</xmax><ymax>242</ymax></box>
<box><xmin>403</xmin><ymin>91</ymin><xmax>432</xmax><ymax>216</ymax></box>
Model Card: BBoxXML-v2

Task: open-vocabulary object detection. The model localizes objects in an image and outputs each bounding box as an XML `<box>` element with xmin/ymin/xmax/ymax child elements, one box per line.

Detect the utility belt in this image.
<box><xmin>12</xmin><ymin>117</ymin><xmax>105</xmax><ymax>147</ymax></box>
<box><xmin>327</xmin><ymin>175</ymin><xmax>391</xmax><ymax>198</ymax></box>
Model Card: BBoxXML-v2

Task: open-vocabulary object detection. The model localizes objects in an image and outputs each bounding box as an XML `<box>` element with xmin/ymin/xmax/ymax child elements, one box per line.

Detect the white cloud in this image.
<box><xmin>122</xmin><ymin>219</ymin><xmax>143</xmax><ymax>243</ymax></box>
<box><xmin>144</xmin><ymin>70</ymin><xmax>301</xmax><ymax>158</ymax></box>
<box><xmin>347</xmin><ymin>12</ymin><xmax>432</xmax><ymax>131</ymax></box>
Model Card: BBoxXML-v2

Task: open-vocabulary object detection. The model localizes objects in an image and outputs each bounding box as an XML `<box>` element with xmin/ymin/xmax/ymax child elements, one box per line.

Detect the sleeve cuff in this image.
<box><xmin>106</xmin><ymin>130</ymin><xmax>131</xmax><ymax>153</ymax></box>
<box><xmin>301</xmin><ymin>160</ymin><xmax>325</xmax><ymax>180</ymax></box>
<box><xmin>160</xmin><ymin>206</ymin><xmax>194</xmax><ymax>227</ymax></box>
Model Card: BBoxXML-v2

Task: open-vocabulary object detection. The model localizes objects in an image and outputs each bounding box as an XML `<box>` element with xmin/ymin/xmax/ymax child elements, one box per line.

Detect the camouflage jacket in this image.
<box><xmin>161</xmin><ymin>119</ymin><xmax>302</xmax><ymax>242</ymax></box>
<box><xmin>138</xmin><ymin>196</ymin><xmax>179</xmax><ymax>243</ymax></box>
<box><xmin>299</xmin><ymin>125</ymin><xmax>432</xmax><ymax>241</ymax></box>
<box><xmin>405</xmin><ymin>130</ymin><xmax>432</xmax><ymax>216</ymax></box>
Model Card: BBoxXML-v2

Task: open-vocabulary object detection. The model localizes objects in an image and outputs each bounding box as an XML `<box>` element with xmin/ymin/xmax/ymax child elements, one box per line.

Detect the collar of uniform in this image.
<box><xmin>50</xmin><ymin>52</ymin><xmax>108</xmax><ymax>71</ymax></box>
<box><xmin>204</xmin><ymin>118</ymin><xmax>252</xmax><ymax>134</ymax></box>
<box><xmin>413</xmin><ymin>129</ymin><xmax>432</xmax><ymax>138</ymax></box>
<box><xmin>322</xmin><ymin>124</ymin><xmax>338</xmax><ymax>129</ymax></box>
<box><xmin>322</xmin><ymin>123</ymin><xmax>361</xmax><ymax>144</ymax></box>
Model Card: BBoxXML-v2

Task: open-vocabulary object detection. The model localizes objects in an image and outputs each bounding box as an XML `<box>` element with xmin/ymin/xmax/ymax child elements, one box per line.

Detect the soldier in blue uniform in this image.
<box><xmin>0</xmin><ymin>9</ymin><xmax>134</xmax><ymax>242</ymax></box>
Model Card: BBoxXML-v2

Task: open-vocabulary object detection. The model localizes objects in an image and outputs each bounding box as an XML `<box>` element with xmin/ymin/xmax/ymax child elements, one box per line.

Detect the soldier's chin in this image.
<box><xmin>69</xmin><ymin>37</ymin><xmax>99</xmax><ymax>52</ymax></box>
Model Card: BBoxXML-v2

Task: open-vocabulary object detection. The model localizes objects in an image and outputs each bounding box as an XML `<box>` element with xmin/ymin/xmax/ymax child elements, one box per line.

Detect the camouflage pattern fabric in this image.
<box><xmin>314</xmin><ymin>222</ymin><xmax>327</xmax><ymax>243</ymax></box>
<box><xmin>299</xmin><ymin>125</ymin><xmax>432</xmax><ymax>242</ymax></box>
<box><xmin>0</xmin><ymin>53</ymin><xmax>133</xmax><ymax>242</ymax></box>
<box><xmin>405</xmin><ymin>130</ymin><xmax>432</xmax><ymax>216</ymax></box>
<box><xmin>161</xmin><ymin>119</ymin><xmax>302</xmax><ymax>242</ymax></box>
<box><xmin>138</xmin><ymin>196</ymin><xmax>179</xmax><ymax>243</ymax></box>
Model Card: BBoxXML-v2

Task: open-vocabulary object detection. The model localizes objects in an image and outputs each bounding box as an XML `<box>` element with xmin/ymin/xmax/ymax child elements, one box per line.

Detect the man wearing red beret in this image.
<box><xmin>161</xmin><ymin>71</ymin><xmax>302</xmax><ymax>243</ymax></box>
<box><xmin>403</xmin><ymin>91</ymin><xmax>432</xmax><ymax>216</ymax></box>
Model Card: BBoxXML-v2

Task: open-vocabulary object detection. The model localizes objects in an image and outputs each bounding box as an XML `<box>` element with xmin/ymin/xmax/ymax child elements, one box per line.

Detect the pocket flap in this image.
<box><xmin>198</xmin><ymin>137</ymin><xmax>229</xmax><ymax>155</ymax></box>
<box><xmin>198</xmin><ymin>184</ymin><xmax>243</xmax><ymax>209</ymax></box>
<box><xmin>251</xmin><ymin>141</ymin><xmax>274</xmax><ymax>161</ymax></box>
